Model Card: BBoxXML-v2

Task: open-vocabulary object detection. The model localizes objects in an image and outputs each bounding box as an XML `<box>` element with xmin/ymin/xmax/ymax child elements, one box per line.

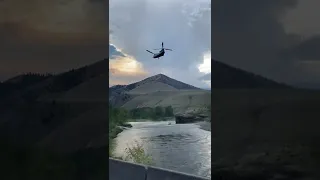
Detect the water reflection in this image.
<box><xmin>114</xmin><ymin>120</ymin><xmax>211</xmax><ymax>178</ymax></box>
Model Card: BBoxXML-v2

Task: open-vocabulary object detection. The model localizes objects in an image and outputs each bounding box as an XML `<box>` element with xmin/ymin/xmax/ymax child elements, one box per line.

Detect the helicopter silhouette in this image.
<box><xmin>146</xmin><ymin>42</ymin><xmax>172</xmax><ymax>59</ymax></box>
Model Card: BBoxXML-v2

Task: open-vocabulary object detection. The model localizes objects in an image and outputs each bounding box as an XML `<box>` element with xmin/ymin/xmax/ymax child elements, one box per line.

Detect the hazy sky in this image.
<box><xmin>0</xmin><ymin>0</ymin><xmax>107</xmax><ymax>81</ymax></box>
<box><xmin>2</xmin><ymin>0</ymin><xmax>320</xmax><ymax>88</ymax></box>
<box><xmin>109</xmin><ymin>0</ymin><xmax>211</xmax><ymax>88</ymax></box>
<box><xmin>213</xmin><ymin>0</ymin><xmax>320</xmax><ymax>85</ymax></box>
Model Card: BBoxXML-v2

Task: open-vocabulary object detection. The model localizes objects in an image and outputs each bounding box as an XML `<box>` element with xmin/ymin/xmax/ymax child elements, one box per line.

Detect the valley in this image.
<box><xmin>1</xmin><ymin>58</ymin><xmax>320</xmax><ymax>179</ymax></box>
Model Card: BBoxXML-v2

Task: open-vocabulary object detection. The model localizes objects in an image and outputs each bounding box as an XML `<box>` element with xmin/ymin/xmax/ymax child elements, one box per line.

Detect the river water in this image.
<box><xmin>114</xmin><ymin>120</ymin><xmax>211</xmax><ymax>178</ymax></box>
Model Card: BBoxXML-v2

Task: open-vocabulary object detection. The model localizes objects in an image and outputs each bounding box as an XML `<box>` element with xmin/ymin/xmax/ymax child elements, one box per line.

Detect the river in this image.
<box><xmin>114</xmin><ymin>120</ymin><xmax>211</xmax><ymax>178</ymax></box>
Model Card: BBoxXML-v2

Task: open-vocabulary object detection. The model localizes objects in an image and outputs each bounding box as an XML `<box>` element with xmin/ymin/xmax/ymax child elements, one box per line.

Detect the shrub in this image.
<box><xmin>123</xmin><ymin>140</ymin><xmax>153</xmax><ymax>165</ymax></box>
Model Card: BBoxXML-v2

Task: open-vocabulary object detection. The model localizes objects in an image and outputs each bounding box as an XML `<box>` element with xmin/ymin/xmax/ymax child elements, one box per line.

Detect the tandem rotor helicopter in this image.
<box><xmin>146</xmin><ymin>42</ymin><xmax>172</xmax><ymax>59</ymax></box>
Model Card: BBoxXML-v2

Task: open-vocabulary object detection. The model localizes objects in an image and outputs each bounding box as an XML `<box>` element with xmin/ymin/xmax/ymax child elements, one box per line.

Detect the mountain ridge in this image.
<box><xmin>110</xmin><ymin>59</ymin><xmax>290</xmax><ymax>90</ymax></box>
<box><xmin>110</xmin><ymin>73</ymin><xmax>200</xmax><ymax>91</ymax></box>
<box><xmin>108</xmin><ymin>73</ymin><xmax>202</xmax><ymax>107</ymax></box>
<box><xmin>211</xmin><ymin>59</ymin><xmax>289</xmax><ymax>88</ymax></box>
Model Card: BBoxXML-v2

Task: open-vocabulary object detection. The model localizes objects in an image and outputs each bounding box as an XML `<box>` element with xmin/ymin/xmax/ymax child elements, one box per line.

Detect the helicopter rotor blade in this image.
<box><xmin>164</xmin><ymin>48</ymin><xmax>172</xmax><ymax>51</ymax></box>
<box><xmin>146</xmin><ymin>50</ymin><xmax>155</xmax><ymax>54</ymax></box>
<box><xmin>153</xmin><ymin>48</ymin><xmax>161</xmax><ymax>50</ymax></box>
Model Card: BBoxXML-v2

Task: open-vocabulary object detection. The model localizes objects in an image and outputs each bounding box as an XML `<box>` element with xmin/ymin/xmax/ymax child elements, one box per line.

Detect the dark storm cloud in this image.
<box><xmin>212</xmin><ymin>0</ymin><xmax>306</xmax><ymax>84</ymax></box>
<box><xmin>0</xmin><ymin>0</ymin><xmax>108</xmax><ymax>81</ymax></box>
<box><xmin>285</xmin><ymin>36</ymin><xmax>320</xmax><ymax>61</ymax></box>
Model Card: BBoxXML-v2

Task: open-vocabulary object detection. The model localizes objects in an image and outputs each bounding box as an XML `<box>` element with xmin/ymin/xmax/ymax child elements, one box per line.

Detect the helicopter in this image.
<box><xmin>146</xmin><ymin>42</ymin><xmax>172</xmax><ymax>59</ymax></box>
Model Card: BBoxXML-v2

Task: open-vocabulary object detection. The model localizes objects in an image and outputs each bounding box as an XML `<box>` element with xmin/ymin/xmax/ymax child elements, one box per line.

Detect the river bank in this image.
<box><xmin>197</xmin><ymin>121</ymin><xmax>211</xmax><ymax>131</ymax></box>
<box><xmin>109</xmin><ymin>122</ymin><xmax>132</xmax><ymax>156</ymax></box>
<box><xmin>113</xmin><ymin>120</ymin><xmax>211</xmax><ymax>178</ymax></box>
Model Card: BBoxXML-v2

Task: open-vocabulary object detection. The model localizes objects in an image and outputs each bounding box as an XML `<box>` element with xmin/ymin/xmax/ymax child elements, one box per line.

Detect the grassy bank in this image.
<box><xmin>108</xmin><ymin>106</ymin><xmax>153</xmax><ymax>165</ymax></box>
<box><xmin>108</xmin><ymin>106</ymin><xmax>127</xmax><ymax>156</ymax></box>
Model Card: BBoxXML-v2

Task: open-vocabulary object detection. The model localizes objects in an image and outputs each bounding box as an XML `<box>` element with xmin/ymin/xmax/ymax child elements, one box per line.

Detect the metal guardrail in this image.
<box><xmin>109</xmin><ymin>158</ymin><xmax>210</xmax><ymax>180</ymax></box>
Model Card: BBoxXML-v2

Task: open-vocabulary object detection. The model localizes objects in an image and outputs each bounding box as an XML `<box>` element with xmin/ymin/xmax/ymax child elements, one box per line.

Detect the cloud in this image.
<box><xmin>212</xmin><ymin>0</ymin><xmax>320</xmax><ymax>85</ymax></box>
<box><xmin>198</xmin><ymin>73</ymin><xmax>210</xmax><ymax>81</ymax></box>
<box><xmin>109</xmin><ymin>0</ymin><xmax>211</xmax><ymax>88</ymax></box>
<box><xmin>109</xmin><ymin>44</ymin><xmax>125</xmax><ymax>58</ymax></box>
<box><xmin>0</xmin><ymin>0</ymin><xmax>108</xmax><ymax>43</ymax></box>
<box><xmin>198</xmin><ymin>72</ymin><xmax>211</xmax><ymax>88</ymax></box>
<box><xmin>212</xmin><ymin>0</ymin><xmax>300</xmax><ymax>83</ymax></box>
<box><xmin>202</xmin><ymin>80</ymin><xmax>211</xmax><ymax>88</ymax></box>
<box><xmin>282</xmin><ymin>0</ymin><xmax>320</xmax><ymax>38</ymax></box>
<box><xmin>109</xmin><ymin>56</ymin><xmax>147</xmax><ymax>77</ymax></box>
<box><xmin>198</xmin><ymin>51</ymin><xmax>211</xmax><ymax>74</ymax></box>
<box><xmin>0</xmin><ymin>0</ymin><xmax>108</xmax><ymax>81</ymax></box>
<box><xmin>284</xmin><ymin>36</ymin><xmax>320</xmax><ymax>61</ymax></box>
<box><xmin>197</xmin><ymin>51</ymin><xmax>211</xmax><ymax>86</ymax></box>
<box><xmin>282</xmin><ymin>35</ymin><xmax>320</xmax><ymax>83</ymax></box>
<box><xmin>109</xmin><ymin>44</ymin><xmax>148</xmax><ymax>86</ymax></box>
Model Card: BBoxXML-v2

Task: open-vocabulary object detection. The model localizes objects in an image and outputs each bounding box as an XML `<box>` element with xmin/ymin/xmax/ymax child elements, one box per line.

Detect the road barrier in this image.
<box><xmin>109</xmin><ymin>158</ymin><xmax>210</xmax><ymax>180</ymax></box>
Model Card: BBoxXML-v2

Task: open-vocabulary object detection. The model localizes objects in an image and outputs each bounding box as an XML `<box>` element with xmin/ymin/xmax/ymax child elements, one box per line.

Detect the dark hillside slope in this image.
<box><xmin>0</xmin><ymin>59</ymin><xmax>109</xmax><ymax>103</ymax></box>
<box><xmin>0</xmin><ymin>73</ymin><xmax>52</xmax><ymax>100</ymax></box>
<box><xmin>0</xmin><ymin>59</ymin><xmax>109</xmax><ymax>145</ymax></box>
<box><xmin>211</xmin><ymin>59</ymin><xmax>290</xmax><ymax>88</ymax></box>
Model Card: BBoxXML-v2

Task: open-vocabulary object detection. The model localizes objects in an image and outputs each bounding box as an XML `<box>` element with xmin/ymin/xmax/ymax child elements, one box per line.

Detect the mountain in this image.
<box><xmin>109</xmin><ymin>73</ymin><xmax>201</xmax><ymax>107</ymax></box>
<box><xmin>211</xmin><ymin>59</ymin><xmax>289</xmax><ymax>88</ymax></box>
<box><xmin>109</xmin><ymin>59</ymin><xmax>290</xmax><ymax>107</ymax></box>
<box><xmin>0</xmin><ymin>58</ymin><xmax>290</xmax><ymax>150</ymax></box>
<box><xmin>1</xmin><ymin>58</ymin><xmax>288</xmax><ymax>103</ymax></box>
<box><xmin>111</xmin><ymin>74</ymin><xmax>199</xmax><ymax>92</ymax></box>
<box><xmin>3</xmin><ymin>58</ymin><xmax>316</xmax><ymax>179</ymax></box>
<box><xmin>128</xmin><ymin>73</ymin><xmax>200</xmax><ymax>90</ymax></box>
<box><xmin>0</xmin><ymin>59</ymin><xmax>110</xmax><ymax>152</ymax></box>
<box><xmin>0</xmin><ymin>59</ymin><xmax>109</xmax><ymax>102</ymax></box>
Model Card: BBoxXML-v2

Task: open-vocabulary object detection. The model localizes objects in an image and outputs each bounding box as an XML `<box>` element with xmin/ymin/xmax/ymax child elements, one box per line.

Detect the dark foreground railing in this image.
<box><xmin>109</xmin><ymin>158</ymin><xmax>210</xmax><ymax>180</ymax></box>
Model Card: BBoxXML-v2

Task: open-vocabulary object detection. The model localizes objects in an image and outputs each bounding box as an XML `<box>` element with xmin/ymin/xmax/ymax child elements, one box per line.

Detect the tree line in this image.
<box><xmin>109</xmin><ymin>105</ymin><xmax>174</xmax><ymax>125</ymax></box>
<box><xmin>129</xmin><ymin>106</ymin><xmax>174</xmax><ymax>120</ymax></box>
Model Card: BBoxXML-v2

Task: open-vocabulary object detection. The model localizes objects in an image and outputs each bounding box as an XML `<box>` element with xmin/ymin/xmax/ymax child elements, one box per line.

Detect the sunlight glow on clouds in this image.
<box><xmin>109</xmin><ymin>44</ymin><xmax>148</xmax><ymax>86</ymax></box>
<box><xmin>198</xmin><ymin>51</ymin><xmax>211</xmax><ymax>74</ymax></box>
<box><xmin>197</xmin><ymin>51</ymin><xmax>211</xmax><ymax>88</ymax></box>
<box><xmin>109</xmin><ymin>56</ymin><xmax>147</xmax><ymax>76</ymax></box>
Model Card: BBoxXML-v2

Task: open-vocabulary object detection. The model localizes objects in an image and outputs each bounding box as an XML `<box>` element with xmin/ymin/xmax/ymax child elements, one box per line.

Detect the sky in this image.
<box><xmin>109</xmin><ymin>0</ymin><xmax>211</xmax><ymax>89</ymax></box>
<box><xmin>0</xmin><ymin>0</ymin><xmax>108</xmax><ymax>81</ymax></box>
<box><xmin>2</xmin><ymin>0</ymin><xmax>320</xmax><ymax>88</ymax></box>
<box><xmin>212</xmin><ymin>0</ymin><xmax>320</xmax><ymax>86</ymax></box>
<box><xmin>109</xmin><ymin>0</ymin><xmax>320</xmax><ymax>88</ymax></box>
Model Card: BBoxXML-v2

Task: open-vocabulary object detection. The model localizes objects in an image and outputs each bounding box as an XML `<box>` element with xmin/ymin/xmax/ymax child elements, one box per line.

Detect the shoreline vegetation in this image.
<box><xmin>109</xmin><ymin>105</ymin><xmax>175</xmax><ymax>164</ymax></box>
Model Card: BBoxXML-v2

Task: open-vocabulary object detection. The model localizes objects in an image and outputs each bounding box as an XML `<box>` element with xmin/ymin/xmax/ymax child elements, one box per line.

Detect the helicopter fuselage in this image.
<box><xmin>153</xmin><ymin>49</ymin><xmax>165</xmax><ymax>58</ymax></box>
